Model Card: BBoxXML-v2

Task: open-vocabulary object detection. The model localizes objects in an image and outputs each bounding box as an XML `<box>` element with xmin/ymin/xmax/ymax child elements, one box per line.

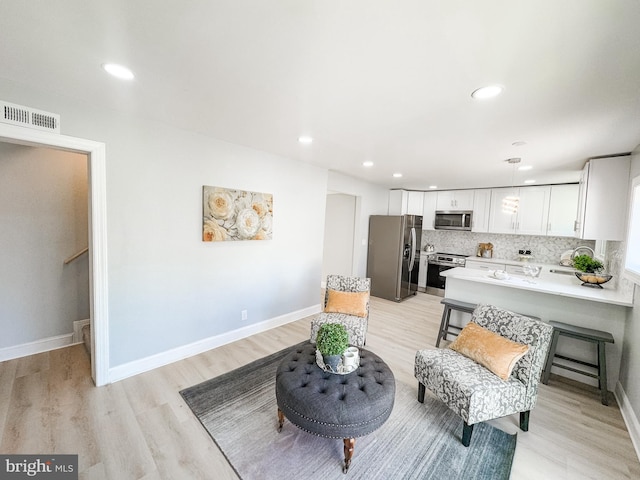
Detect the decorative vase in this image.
<box><xmin>322</xmin><ymin>354</ymin><xmax>342</xmax><ymax>373</ymax></box>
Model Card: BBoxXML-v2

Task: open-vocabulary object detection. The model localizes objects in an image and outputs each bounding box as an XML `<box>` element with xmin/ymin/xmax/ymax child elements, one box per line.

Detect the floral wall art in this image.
<box><xmin>202</xmin><ymin>186</ymin><xmax>273</xmax><ymax>241</ymax></box>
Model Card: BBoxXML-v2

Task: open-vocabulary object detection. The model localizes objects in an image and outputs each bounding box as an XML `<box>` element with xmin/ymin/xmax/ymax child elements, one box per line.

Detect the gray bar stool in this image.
<box><xmin>542</xmin><ymin>320</ymin><xmax>614</xmax><ymax>405</ymax></box>
<box><xmin>435</xmin><ymin>298</ymin><xmax>477</xmax><ymax>347</ymax></box>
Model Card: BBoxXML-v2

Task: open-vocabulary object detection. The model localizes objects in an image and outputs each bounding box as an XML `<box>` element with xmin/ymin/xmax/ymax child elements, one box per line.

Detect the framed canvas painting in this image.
<box><xmin>203</xmin><ymin>186</ymin><xmax>273</xmax><ymax>241</ymax></box>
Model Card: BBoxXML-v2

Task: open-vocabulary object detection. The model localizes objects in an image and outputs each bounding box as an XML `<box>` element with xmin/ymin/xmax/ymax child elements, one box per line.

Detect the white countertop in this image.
<box><xmin>442</xmin><ymin>266</ymin><xmax>634</xmax><ymax>307</ymax></box>
<box><xmin>465</xmin><ymin>256</ymin><xmax>570</xmax><ymax>268</ymax></box>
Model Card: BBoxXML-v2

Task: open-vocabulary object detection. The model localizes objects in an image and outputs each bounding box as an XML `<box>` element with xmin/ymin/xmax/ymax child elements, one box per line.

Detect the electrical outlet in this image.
<box><xmin>241</xmin><ymin>310</ymin><xmax>248</xmax><ymax>321</ymax></box>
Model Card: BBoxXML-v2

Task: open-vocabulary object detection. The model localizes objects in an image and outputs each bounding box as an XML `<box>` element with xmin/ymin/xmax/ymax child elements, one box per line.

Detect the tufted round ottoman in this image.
<box><xmin>275</xmin><ymin>342</ymin><xmax>395</xmax><ymax>473</ymax></box>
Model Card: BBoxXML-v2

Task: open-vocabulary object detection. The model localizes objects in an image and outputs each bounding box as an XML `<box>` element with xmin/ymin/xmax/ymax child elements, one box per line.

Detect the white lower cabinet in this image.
<box><xmin>418</xmin><ymin>255</ymin><xmax>428</xmax><ymax>289</ymax></box>
<box><xmin>505</xmin><ymin>264</ymin><xmax>528</xmax><ymax>276</ymax></box>
<box><xmin>465</xmin><ymin>259</ymin><xmax>506</xmax><ymax>272</ymax></box>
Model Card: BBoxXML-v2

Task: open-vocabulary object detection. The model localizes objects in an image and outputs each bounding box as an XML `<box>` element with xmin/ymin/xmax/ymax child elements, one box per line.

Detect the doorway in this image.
<box><xmin>0</xmin><ymin>123</ymin><xmax>109</xmax><ymax>386</ymax></box>
<box><xmin>322</xmin><ymin>193</ymin><xmax>357</xmax><ymax>280</ymax></box>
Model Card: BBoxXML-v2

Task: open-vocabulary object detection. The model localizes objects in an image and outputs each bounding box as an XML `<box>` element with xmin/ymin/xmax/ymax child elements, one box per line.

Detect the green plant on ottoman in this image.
<box><xmin>316</xmin><ymin>323</ymin><xmax>349</xmax><ymax>372</ymax></box>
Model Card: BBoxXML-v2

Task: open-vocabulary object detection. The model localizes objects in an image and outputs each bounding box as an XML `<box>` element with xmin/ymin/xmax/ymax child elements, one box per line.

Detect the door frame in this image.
<box><xmin>0</xmin><ymin>123</ymin><xmax>109</xmax><ymax>386</ymax></box>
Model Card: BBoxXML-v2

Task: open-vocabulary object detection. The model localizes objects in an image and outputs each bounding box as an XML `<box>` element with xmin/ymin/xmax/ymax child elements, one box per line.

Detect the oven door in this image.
<box><xmin>426</xmin><ymin>262</ymin><xmax>455</xmax><ymax>296</ymax></box>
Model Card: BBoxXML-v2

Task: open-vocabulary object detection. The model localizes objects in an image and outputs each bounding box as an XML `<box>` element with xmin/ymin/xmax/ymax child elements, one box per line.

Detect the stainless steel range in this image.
<box><xmin>426</xmin><ymin>252</ymin><xmax>467</xmax><ymax>296</ymax></box>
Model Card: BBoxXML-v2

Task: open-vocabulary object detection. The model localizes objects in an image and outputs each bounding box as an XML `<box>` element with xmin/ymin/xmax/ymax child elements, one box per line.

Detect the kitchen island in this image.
<box><xmin>442</xmin><ymin>266</ymin><xmax>633</xmax><ymax>390</ymax></box>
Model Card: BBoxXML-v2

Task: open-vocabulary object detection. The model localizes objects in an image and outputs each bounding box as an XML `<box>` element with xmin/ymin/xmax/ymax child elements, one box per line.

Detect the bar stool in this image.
<box><xmin>436</xmin><ymin>299</ymin><xmax>541</xmax><ymax>348</ymax></box>
<box><xmin>542</xmin><ymin>320</ymin><xmax>614</xmax><ymax>406</ymax></box>
<box><xmin>435</xmin><ymin>298</ymin><xmax>476</xmax><ymax>347</ymax></box>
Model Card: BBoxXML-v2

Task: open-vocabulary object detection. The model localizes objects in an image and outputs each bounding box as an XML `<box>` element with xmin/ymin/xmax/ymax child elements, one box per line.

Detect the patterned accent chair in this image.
<box><xmin>310</xmin><ymin>275</ymin><xmax>371</xmax><ymax>347</ymax></box>
<box><xmin>414</xmin><ymin>304</ymin><xmax>553</xmax><ymax>446</ymax></box>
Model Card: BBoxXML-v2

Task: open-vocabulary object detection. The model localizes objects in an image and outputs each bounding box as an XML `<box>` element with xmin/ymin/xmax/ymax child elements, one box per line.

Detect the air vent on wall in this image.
<box><xmin>0</xmin><ymin>101</ymin><xmax>60</xmax><ymax>133</ymax></box>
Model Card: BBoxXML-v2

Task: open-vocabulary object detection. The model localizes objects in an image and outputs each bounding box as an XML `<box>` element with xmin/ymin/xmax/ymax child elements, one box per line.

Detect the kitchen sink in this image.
<box><xmin>549</xmin><ymin>269</ymin><xmax>576</xmax><ymax>275</ymax></box>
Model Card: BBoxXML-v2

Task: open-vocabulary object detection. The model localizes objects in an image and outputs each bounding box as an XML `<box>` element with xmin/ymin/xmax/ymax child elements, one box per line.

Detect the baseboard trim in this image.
<box><xmin>73</xmin><ymin>319</ymin><xmax>91</xmax><ymax>343</ymax></box>
<box><xmin>108</xmin><ymin>304</ymin><xmax>321</xmax><ymax>384</ymax></box>
<box><xmin>0</xmin><ymin>333</ymin><xmax>75</xmax><ymax>362</ymax></box>
<box><xmin>615</xmin><ymin>381</ymin><xmax>640</xmax><ymax>462</ymax></box>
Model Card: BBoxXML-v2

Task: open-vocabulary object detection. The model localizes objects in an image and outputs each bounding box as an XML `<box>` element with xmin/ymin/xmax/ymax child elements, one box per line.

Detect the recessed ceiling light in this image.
<box><xmin>298</xmin><ymin>136</ymin><xmax>313</xmax><ymax>144</ymax></box>
<box><xmin>524</xmin><ymin>179</ymin><xmax>536</xmax><ymax>184</ymax></box>
<box><xmin>362</xmin><ymin>161</ymin><xmax>374</xmax><ymax>167</ymax></box>
<box><xmin>518</xmin><ymin>165</ymin><xmax>533</xmax><ymax>171</ymax></box>
<box><xmin>393</xmin><ymin>173</ymin><xmax>403</xmax><ymax>178</ymax></box>
<box><xmin>102</xmin><ymin>63</ymin><xmax>135</xmax><ymax>80</ymax></box>
<box><xmin>471</xmin><ymin>85</ymin><xmax>503</xmax><ymax>99</ymax></box>
<box><xmin>512</xmin><ymin>141</ymin><xmax>527</xmax><ymax>147</ymax></box>
<box><xmin>429</xmin><ymin>185</ymin><xmax>438</xmax><ymax>189</ymax></box>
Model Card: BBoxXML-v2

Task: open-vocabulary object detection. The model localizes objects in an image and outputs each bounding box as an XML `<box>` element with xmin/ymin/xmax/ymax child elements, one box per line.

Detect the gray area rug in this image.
<box><xmin>180</xmin><ymin>342</ymin><xmax>516</xmax><ymax>480</ymax></box>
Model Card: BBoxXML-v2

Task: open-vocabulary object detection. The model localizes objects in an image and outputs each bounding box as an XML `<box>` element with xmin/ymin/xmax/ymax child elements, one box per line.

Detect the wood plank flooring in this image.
<box><xmin>1</xmin><ymin>292</ymin><xmax>639</xmax><ymax>479</ymax></box>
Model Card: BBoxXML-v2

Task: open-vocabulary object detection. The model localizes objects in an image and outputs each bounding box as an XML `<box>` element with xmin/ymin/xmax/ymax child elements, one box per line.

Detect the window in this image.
<box><xmin>624</xmin><ymin>175</ymin><xmax>640</xmax><ymax>285</ymax></box>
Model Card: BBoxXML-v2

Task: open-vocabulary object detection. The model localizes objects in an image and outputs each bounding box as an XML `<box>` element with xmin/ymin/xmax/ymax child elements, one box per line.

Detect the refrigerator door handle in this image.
<box><xmin>409</xmin><ymin>227</ymin><xmax>416</xmax><ymax>271</ymax></box>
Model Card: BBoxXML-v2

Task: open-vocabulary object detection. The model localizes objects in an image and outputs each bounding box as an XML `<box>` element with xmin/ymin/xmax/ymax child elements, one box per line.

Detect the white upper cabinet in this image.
<box><xmin>575</xmin><ymin>156</ymin><xmax>631</xmax><ymax>241</ymax></box>
<box><xmin>489</xmin><ymin>186</ymin><xmax>550</xmax><ymax>235</ymax></box>
<box><xmin>407</xmin><ymin>191</ymin><xmax>424</xmax><ymax>215</ymax></box>
<box><xmin>547</xmin><ymin>184</ymin><xmax>579</xmax><ymax>237</ymax></box>
<box><xmin>517</xmin><ymin>186</ymin><xmax>550</xmax><ymax>235</ymax></box>
<box><xmin>389</xmin><ymin>190</ymin><xmax>425</xmax><ymax>216</ymax></box>
<box><xmin>489</xmin><ymin>188</ymin><xmax>519</xmax><ymax>233</ymax></box>
<box><xmin>472</xmin><ymin>189</ymin><xmax>491</xmax><ymax>233</ymax></box>
<box><xmin>388</xmin><ymin>190</ymin><xmax>407</xmax><ymax>215</ymax></box>
<box><xmin>436</xmin><ymin>190</ymin><xmax>474</xmax><ymax>211</ymax></box>
<box><xmin>422</xmin><ymin>191</ymin><xmax>437</xmax><ymax>230</ymax></box>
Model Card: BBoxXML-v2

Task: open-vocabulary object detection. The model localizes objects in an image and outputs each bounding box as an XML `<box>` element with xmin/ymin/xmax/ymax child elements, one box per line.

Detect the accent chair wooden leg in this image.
<box><xmin>462</xmin><ymin>422</ymin><xmax>474</xmax><ymax>447</ymax></box>
<box><xmin>418</xmin><ymin>382</ymin><xmax>425</xmax><ymax>403</ymax></box>
<box><xmin>520</xmin><ymin>411</ymin><xmax>530</xmax><ymax>432</ymax></box>
<box><xmin>343</xmin><ymin>438</ymin><xmax>355</xmax><ymax>473</ymax></box>
<box><xmin>277</xmin><ymin>408</ymin><xmax>284</xmax><ymax>432</ymax></box>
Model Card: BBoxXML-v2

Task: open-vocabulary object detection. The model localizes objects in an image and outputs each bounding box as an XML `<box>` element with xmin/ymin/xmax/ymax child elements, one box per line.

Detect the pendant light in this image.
<box><xmin>502</xmin><ymin>158</ymin><xmax>521</xmax><ymax>214</ymax></box>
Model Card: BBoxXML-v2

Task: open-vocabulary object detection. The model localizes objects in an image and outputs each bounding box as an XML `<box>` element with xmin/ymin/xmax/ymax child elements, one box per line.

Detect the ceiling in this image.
<box><xmin>2</xmin><ymin>1</ymin><xmax>640</xmax><ymax>191</ymax></box>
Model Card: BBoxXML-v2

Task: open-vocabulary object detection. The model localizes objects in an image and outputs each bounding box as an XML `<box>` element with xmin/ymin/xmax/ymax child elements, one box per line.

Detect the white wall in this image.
<box><xmin>619</xmin><ymin>144</ymin><xmax>640</xmax><ymax>444</ymax></box>
<box><xmin>326</xmin><ymin>171</ymin><xmax>389</xmax><ymax>277</ymax></box>
<box><xmin>0</xmin><ymin>143</ymin><xmax>89</xmax><ymax>347</ymax></box>
<box><xmin>0</xmin><ymin>78</ymin><xmax>328</xmax><ymax>369</ymax></box>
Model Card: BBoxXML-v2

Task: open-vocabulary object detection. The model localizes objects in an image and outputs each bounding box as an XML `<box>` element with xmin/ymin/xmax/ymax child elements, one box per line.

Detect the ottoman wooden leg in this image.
<box><xmin>277</xmin><ymin>408</ymin><xmax>284</xmax><ymax>432</ymax></box>
<box><xmin>343</xmin><ymin>438</ymin><xmax>355</xmax><ymax>473</ymax></box>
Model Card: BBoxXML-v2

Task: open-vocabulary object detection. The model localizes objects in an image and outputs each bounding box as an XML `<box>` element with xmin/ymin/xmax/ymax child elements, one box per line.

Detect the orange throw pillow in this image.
<box><xmin>324</xmin><ymin>290</ymin><xmax>369</xmax><ymax>317</ymax></box>
<box><xmin>449</xmin><ymin>322</ymin><xmax>529</xmax><ymax>380</ymax></box>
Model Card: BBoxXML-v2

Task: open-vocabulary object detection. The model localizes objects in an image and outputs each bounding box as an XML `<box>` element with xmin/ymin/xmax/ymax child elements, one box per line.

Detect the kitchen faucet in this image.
<box><xmin>571</xmin><ymin>246</ymin><xmax>595</xmax><ymax>259</ymax></box>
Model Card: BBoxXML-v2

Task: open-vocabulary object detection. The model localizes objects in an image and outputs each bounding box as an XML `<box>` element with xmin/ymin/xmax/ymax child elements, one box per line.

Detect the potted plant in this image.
<box><xmin>572</xmin><ymin>254</ymin><xmax>612</xmax><ymax>287</ymax></box>
<box><xmin>316</xmin><ymin>323</ymin><xmax>349</xmax><ymax>372</ymax></box>
<box><xmin>573</xmin><ymin>254</ymin><xmax>604</xmax><ymax>273</ymax></box>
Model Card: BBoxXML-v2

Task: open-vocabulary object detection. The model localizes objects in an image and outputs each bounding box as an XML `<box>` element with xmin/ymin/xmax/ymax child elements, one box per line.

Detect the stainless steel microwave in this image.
<box><xmin>434</xmin><ymin>211</ymin><xmax>473</xmax><ymax>231</ymax></box>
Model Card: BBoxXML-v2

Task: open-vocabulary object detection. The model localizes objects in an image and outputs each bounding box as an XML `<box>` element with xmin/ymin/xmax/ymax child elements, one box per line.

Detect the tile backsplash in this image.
<box><xmin>421</xmin><ymin>230</ymin><xmax>595</xmax><ymax>265</ymax></box>
<box><xmin>421</xmin><ymin>231</ymin><xmax>632</xmax><ymax>295</ymax></box>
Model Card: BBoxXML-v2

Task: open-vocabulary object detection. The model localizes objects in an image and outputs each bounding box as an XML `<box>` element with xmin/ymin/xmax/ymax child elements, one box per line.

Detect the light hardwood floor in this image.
<box><xmin>1</xmin><ymin>292</ymin><xmax>639</xmax><ymax>479</ymax></box>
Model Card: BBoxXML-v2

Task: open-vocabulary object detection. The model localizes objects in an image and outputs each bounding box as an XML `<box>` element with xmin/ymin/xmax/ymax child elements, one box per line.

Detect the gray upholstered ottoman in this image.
<box><xmin>276</xmin><ymin>342</ymin><xmax>395</xmax><ymax>473</ymax></box>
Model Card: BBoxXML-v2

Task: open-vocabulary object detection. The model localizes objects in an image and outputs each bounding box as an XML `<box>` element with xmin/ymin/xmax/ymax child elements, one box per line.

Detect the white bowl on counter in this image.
<box><xmin>488</xmin><ymin>269</ymin><xmax>510</xmax><ymax>280</ymax></box>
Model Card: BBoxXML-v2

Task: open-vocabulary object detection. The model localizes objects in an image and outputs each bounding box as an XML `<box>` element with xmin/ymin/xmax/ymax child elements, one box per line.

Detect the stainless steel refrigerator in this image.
<box><xmin>367</xmin><ymin>215</ymin><xmax>422</xmax><ymax>302</ymax></box>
